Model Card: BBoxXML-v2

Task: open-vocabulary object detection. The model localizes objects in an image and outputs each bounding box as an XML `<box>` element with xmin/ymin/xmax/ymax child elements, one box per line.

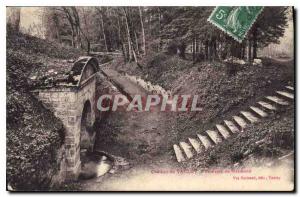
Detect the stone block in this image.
<box><xmin>179</xmin><ymin>141</ymin><xmax>194</xmax><ymax>159</ymax></box>
<box><xmin>40</xmin><ymin>98</ymin><xmax>50</xmax><ymax>103</ymax></box>
<box><xmin>68</xmin><ymin>103</ymin><xmax>77</xmax><ymax>110</ymax></box>
<box><xmin>65</xmin><ymin>127</ymin><xmax>75</xmax><ymax>136</ymax></box>
<box><xmin>68</xmin><ymin>116</ymin><xmax>76</xmax><ymax>125</ymax></box>
<box><xmin>50</xmin><ymin>96</ymin><xmax>59</xmax><ymax>102</ymax></box>
<box><xmin>65</xmin><ymin>137</ymin><xmax>75</xmax><ymax>145</ymax></box>
<box><xmin>51</xmin><ymin>92</ymin><xmax>59</xmax><ymax>98</ymax></box>
<box><xmin>52</xmin><ymin>102</ymin><xmax>60</xmax><ymax>108</ymax></box>
<box><xmin>66</xmin><ymin>157</ymin><xmax>75</xmax><ymax>167</ymax></box>
<box><xmin>60</xmin><ymin>96</ymin><xmax>70</xmax><ymax>102</ymax></box>
<box><xmin>173</xmin><ymin>144</ymin><xmax>185</xmax><ymax>162</ymax></box>
<box><xmin>188</xmin><ymin>138</ymin><xmax>202</xmax><ymax>153</ymax></box>
<box><xmin>70</xmin><ymin>148</ymin><xmax>75</xmax><ymax>157</ymax></box>
<box><xmin>56</xmin><ymin>110</ymin><xmax>68</xmax><ymax>117</ymax></box>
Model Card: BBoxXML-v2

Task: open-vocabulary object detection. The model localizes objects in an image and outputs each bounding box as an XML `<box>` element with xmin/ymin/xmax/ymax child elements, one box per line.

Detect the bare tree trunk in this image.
<box><xmin>149</xmin><ymin>14</ymin><xmax>152</xmax><ymax>36</ymax></box>
<box><xmin>97</xmin><ymin>8</ymin><xmax>108</xmax><ymax>52</ymax></box>
<box><xmin>192</xmin><ymin>37</ymin><xmax>195</xmax><ymax>63</ymax></box>
<box><xmin>134</xmin><ymin>30</ymin><xmax>140</xmax><ymax>55</ymax></box>
<box><xmin>212</xmin><ymin>40</ymin><xmax>217</xmax><ymax>61</ymax></box>
<box><xmin>81</xmin><ymin>8</ymin><xmax>91</xmax><ymax>54</ymax></box>
<box><xmin>7</xmin><ymin>7</ymin><xmax>21</xmax><ymax>32</ymax></box>
<box><xmin>71</xmin><ymin>7</ymin><xmax>90</xmax><ymax>54</ymax></box>
<box><xmin>122</xmin><ymin>43</ymin><xmax>128</xmax><ymax>62</ymax></box>
<box><xmin>208</xmin><ymin>41</ymin><xmax>212</xmax><ymax>61</ymax></box>
<box><xmin>158</xmin><ymin>9</ymin><xmax>162</xmax><ymax>51</ymax></box>
<box><xmin>70</xmin><ymin>27</ymin><xmax>75</xmax><ymax>47</ymax></box>
<box><xmin>51</xmin><ymin>12</ymin><xmax>62</xmax><ymax>44</ymax></box>
<box><xmin>205</xmin><ymin>42</ymin><xmax>208</xmax><ymax>61</ymax></box>
<box><xmin>62</xmin><ymin>7</ymin><xmax>76</xmax><ymax>47</ymax></box>
<box><xmin>247</xmin><ymin>39</ymin><xmax>252</xmax><ymax>63</ymax></box>
<box><xmin>138</xmin><ymin>6</ymin><xmax>146</xmax><ymax>55</ymax></box>
<box><xmin>117</xmin><ymin>17</ymin><xmax>122</xmax><ymax>48</ymax></box>
<box><xmin>242</xmin><ymin>44</ymin><xmax>245</xmax><ymax>59</ymax></box>
<box><xmin>122</xmin><ymin>7</ymin><xmax>133</xmax><ymax>61</ymax></box>
<box><xmin>252</xmin><ymin>29</ymin><xmax>258</xmax><ymax>59</ymax></box>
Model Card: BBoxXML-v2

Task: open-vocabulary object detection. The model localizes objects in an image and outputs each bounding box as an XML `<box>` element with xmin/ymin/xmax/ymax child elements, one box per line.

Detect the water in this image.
<box><xmin>79</xmin><ymin>150</ymin><xmax>113</xmax><ymax>180</ymax></box>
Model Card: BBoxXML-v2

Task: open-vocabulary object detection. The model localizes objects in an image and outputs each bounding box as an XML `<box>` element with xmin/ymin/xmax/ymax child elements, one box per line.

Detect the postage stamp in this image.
<box><xmin>208</xmin><ymin>6</ymin><xmax>264</xmax><ymax>42</ymax></box>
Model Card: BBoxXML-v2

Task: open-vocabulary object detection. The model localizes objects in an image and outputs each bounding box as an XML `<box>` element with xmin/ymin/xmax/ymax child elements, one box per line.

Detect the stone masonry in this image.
<box><xmin>33</xmin><ymin>57</ymin><xmax>99</xmax><ymax>181</ymax></box>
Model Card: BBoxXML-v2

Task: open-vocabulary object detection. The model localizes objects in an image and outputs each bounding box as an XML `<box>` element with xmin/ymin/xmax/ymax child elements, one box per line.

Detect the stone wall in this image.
<box><xmin>34</xmin><ymin>76</ymin><xmax>97</xmax><ymax>180</ymax></box>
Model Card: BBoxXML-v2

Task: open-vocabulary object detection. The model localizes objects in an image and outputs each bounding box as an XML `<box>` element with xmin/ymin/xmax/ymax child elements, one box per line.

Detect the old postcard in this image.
<box><xmin>6</xmin><ymin>6</ymin><xmax>295</xmax><ymax>191</ymax></box>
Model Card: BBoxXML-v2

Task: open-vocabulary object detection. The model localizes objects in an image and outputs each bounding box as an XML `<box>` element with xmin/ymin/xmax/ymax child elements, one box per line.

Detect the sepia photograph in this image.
<box><xmin>6</xmin><ymin>5</ymin><xmax>295</xmax><ymax>191</ymax></box>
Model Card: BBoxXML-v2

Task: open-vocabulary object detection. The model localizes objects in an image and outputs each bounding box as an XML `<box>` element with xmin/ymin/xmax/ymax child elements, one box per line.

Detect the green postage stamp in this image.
<box><xmin>208</xmin><ymin>6</ymin><xmax>264</xmax><ymax>42</ymax></box>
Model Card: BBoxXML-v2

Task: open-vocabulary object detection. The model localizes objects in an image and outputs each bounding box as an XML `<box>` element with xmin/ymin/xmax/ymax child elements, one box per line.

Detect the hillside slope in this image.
<box><xmin>110</xmin><ymin>53</ymin><xmax>294</xmax><ymax>140</ymax></box>
<box><xmin>6</xmin><ymin>32</ymin><xmax>81</xmax><ymax>190</ymax></box>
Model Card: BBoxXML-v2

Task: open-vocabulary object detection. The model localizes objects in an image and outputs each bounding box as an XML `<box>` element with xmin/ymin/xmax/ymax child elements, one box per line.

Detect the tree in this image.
<box><xmin>251</xmin><ymin>7</ymin><xmax>288</xmax><ymax>58</ymax></box>
<box><xmin>7</xmin><ymin>7</ymin><xmax>21</xmax><ymax>33</ymax></box>
<box><xmin>160</xmin><ymin>6</ymin><xmax>289</xmax><ymax>62</ymax></box>
<box><xmin>139</xmin><ymin>7</ymin><xmax>146</xmax><ymax>55</ymax></box>
<box><xmin>40</xmin><ymin>6</ymin><xmax>289</xmax><ymax>63</ymax></box>
<box><xmin>95</xmin><ymin>7</ymin><xmax>108</xmax><ymax>52</ymax></box>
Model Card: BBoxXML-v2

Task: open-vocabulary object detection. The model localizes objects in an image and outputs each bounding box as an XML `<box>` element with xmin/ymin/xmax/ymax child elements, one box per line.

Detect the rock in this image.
<box><xmin>173</xmin><ymin>144</ymin><xmax>186</xmax><ymax>162</ymax></box>
<box><xmin>206</xmin><ymin>130</ymin><xmax>222</xmax><ymax>144</ymax></box>
<box><xmin>179</xmin><ymin>142</ymin><xmax>194</xmax><ymax>159</ymax></box>
<box><xmin>266</xmin><ymin>96</ymin><xmax>289</xmax><ymax>105</ymax></box>
<box><xmin>240</xmin><ymin>111</ymin><xmax>259</xmax><ymax>123</ymax></box>
<box><xmin>30</xmin><ymin>76</ymin><xmax>37</xmax><ymax>80</ymax></box>
<box><xmin>188</xmin><ymin>138</ymin><xmax>202</xmax><ymax>154</ymax></box>
<box><xmin>249</xmin><ymin>106</ymin><xmax>268</xmax><ymax>118</ymax></box>
<box><xmin>197</xmin><ymin>134</ymin><xmax>213</xmax><ymax>149</ymax></box>
<box><xmin>109</xmin><ymin>168</ymin><xmax>116</xmax><ymax>174</ymax></box>
<box><xmin>216</xmin><ymin>124</ymin><xmax>231</xmax><ymax>139</ymax></box>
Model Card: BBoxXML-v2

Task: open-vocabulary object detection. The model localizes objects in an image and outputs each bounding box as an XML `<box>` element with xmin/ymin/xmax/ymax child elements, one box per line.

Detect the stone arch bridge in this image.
<box><xmin>33</xmin><ymin>57</ymin><xmax>101</xmax><ymax>180</ymax></box>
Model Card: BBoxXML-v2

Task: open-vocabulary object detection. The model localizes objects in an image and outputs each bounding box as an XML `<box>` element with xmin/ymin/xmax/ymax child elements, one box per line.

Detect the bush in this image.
<box><xmin>6</xmin><ymin>31</ymin><xmax>79</xmax><ymax>190</ymax></box>
<box><xmin>166</xmin><ymin>40</ymin><xmax>178</xmax><ymax>55</ymax></box>
<box><xmin>7</xmin><ymin>91</ymin><xmax>65</xmax><ymax>190</ymax></box>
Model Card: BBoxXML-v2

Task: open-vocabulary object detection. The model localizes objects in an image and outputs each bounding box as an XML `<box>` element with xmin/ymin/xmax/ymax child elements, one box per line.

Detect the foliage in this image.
<box><xmin>41</xmin><ymin>6</ymin><xmax>289</xmax><ymax>63</ymax></box>
<box><xmin>6</xmin><ymin>31</ymin><xmax>82</xmax><ymax>190</ymax></box>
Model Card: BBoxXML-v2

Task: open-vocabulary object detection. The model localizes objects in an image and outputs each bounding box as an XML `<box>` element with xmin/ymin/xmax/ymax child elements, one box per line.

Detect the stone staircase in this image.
<box><xmin>173</xmin><ymin>86</ymin><xmax>295</xmax><ymax>162</ymax></box>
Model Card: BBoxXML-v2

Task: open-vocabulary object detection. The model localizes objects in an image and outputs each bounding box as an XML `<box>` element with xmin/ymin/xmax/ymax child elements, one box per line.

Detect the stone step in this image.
<box><xmin>240</xmin><ymin>111</ymin><xmax>259</xmax><ymax>123</ymax></box>
<box><xmin>206</xmin><ymin>130</ymin><xmax>222</xmax><ymax>144</ymax></box>
<box><xmin>249</xmin><ymin>106</ymin><xmax>268</xmax><ymax>118</ymax></box>
<box><xmin>224</xmin><ymin>120</ymin><xmax>240</xmax><ymax>133</ymax></box>
<box><xmin>215</xmin><ymin>124</ymin><xmax>231</xmax><ymax>139</ymax></box>
<box><xmin>285</xmin><ymin>86</ymin><xmax>294</xmax><ymax>91</ymax></box>
<box><xmin>188</xmin><ymin>138</ymin><xmax>202</xmax><ymax>153</ymax></box>
<box><xmin>179</xmin><ymin>142</ymin><xmax>194</xmax><ymax>159</ymax></box>
<box><xmin>197</xmin><ymin>134</ymin><xmax>213</xmax><ymax>149</ymax></box>
<box><xmin>173</xmin><ymin>144</ymin><xmax>185</xmax><ymax>162</ymax></box>
<box><xmin>276</xmin><ymin>91</ymin><xmax>294</xmax><ymax>100</ymax></box>
<box><xmin>258</xmin><ymin>101</ymin><xmax>277</xmax><ymax>111</ymax></box>
<box><xmin>233</xmin><ymin>116</ymin><xmax>247</xmax><ymax>129</ymax></box>
<box><xmin>266</xmin><ymin>96</ymin><xmax>289</xmax><ymax>105</ymax></box>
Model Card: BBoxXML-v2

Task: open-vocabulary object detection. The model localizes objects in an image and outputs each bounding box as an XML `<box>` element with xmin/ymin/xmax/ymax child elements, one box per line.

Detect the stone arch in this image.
<box><xmin>80</xmin><ymin>100</ymin><xmax>95</xmax><ymax>152</ymax></box>
<box><xmin>35</xmin><ymin>56</ymin><xmax>100</xmax><ymax>180</ymax></box>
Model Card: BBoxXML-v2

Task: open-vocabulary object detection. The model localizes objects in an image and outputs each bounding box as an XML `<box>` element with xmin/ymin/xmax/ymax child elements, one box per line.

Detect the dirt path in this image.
<box><xmin>82</xmin><ymin>68</ymin><xmax>178</xmax><ymax>190</ymax></box>
<box><xmin>101</xmin><ymin>67</ymin><xmax>176</xmax><ymax>158</ymax></box>
<box><xmin>101</xmin><ymin>68</ymin><xmax>148</xmax><ymax>99</ymax></box>
<box><xmin>101</xmin><ymin>67</ymin><xmax>177</xmax><ymax>155</ymax></box>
